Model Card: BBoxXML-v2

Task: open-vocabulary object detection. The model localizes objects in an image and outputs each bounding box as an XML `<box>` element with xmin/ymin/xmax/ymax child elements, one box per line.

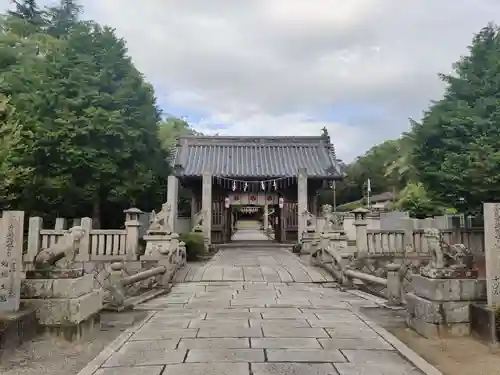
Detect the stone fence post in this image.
<box><xmin>124</xmin><ymin>208</ymin><xmax>143</xmax><ymax>261</ymax></box>
<box><xmin>76</xmin><ymin>217</ymin><xmax>92</xmax><ymax>261</ymax></box>
<box><xmin>352</xmin><ymin>207</ymin><xmax>369</xmax><ymax>256</ymax></box>
<box><xmin>54</xmin><ymin>218</ymin><xmax>67</xmax><ymax>230</ymax></box>
<box><xmin>399</xmin><ymin>217</ymin><xmax>418</xmax><ymax>252</ymax></box>
<box><xmin>26</xmin><ymin>216</ymin><xmax>43</xmax><ymax>263</ymax></box>
<box><xmin>386</xmin><ymin>263</ymin><xmax>403</xmax><ymax>305</ymax></box>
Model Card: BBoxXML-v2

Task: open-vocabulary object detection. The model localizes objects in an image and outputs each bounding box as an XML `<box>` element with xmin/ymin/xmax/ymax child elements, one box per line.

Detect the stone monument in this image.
<box><xmin>0</xmin><ymin>211</ymin><xmax>24</xmax><ymax>313</ymax></box>
<box><xmin>21</xmin><ymin>226</ymin><xmax>103</xmax><ymax>340</ymax></box>
<box><xmin>484</xmin><ymin>203</ymin><xmax>500</xmax><ymax>308</ymax></box>
<box><xmin>406</xmin><ymin>227</ymin><xmax>486</xmax><ymax>338</ymax></box>
<box><xmin>0</xmin><ymin>211</ymin><xmax>37</xmax><ymax>357</ymax></box>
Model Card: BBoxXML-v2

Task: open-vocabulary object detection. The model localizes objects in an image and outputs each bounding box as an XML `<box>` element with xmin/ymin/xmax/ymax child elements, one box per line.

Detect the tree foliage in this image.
<box><xmin>8</xmin><ymin>0</ymin><xmax>45</xmax><ymax>26</ymax></box>
<box><xmin>157</xmin><ymin>116</ymin><xmax>203</xmax><ymax>216</ymax></box>
<box><xmin>331</xmin><ymin>23</ymin><xmax>500</xmax><ymax>217</ymax></box>
<box><xmin>330</xmin><ymin>137</ymin><xmax>414</xmax><ymax>207</ymax></box>
<box><xmin>411</xmin><ymin>23</ymin><xmax>500</xmax><ymax>213</ymax></box>
<box><xmin>158</xmin><ymin>116</ymin><xmax>202</xmax><ymax>151</ymax></box>
<box><xmin>394</xmin><ymin>183</ymin><xmax>442</xmax><ymax>218</ymax></box>
<box><xmin>0</xmin><ymin>0</ymin><xmax>187</xmax><ymax>227</ymax></box>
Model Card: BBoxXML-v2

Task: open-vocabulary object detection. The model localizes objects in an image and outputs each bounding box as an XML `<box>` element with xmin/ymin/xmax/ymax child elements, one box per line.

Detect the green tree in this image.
<box><xmin>157</xmin><ymin>116</ymin><xmax>202</xmax><ymax>216</ymax></box>
<box><xmin>412</xmin><ymin>23</ymin><xmax>500</xmax><ymax>213</ymax></box>
<box><xmin>0</xmin><ymin>13</ymin><xmax>167</xmax><ymax>226</ymax></box>
<box><xmin>330</xmin><ymin>140</ymin><xmax>404</xmax><ymax>207</ymax></box>
<box><xmin>45</xmin><ymin>0</ymin><xmax>82</xmax><ymax>38</ymax></box>
<box><xmin>158</xmin><ymin>116</ymin><xmax>202</xmax><ymax>152</ymax></box>
<box><xmin>395</xmin><ymin>183</ymin><xmax>443</xmax><ymax>218</ymax></box>
<box><xmin>8</xmin><ymin>0</ymin><xmax>45</xmax><ymax>26</ymax></box>
<box><xmin>0</xmin><ymin>95</ymin><xmax>33</xmax><ymax>208</ymax></box>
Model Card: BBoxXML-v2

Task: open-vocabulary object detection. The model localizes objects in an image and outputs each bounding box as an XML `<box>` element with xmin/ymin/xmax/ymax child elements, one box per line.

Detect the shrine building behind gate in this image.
<box><xmin>166</xmin><ymin>131</ymin><xmax>343</xmax><ymax>244</ymax></box>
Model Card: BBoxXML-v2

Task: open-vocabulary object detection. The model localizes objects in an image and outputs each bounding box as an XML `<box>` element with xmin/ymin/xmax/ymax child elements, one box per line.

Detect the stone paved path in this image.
<box><xmin>174</xmin><ymin>248</ymin><xmax>334</xmax><ymax>283</ymax></box>
<box><xmin>231</xmin><ymin>228</ymin><xmax>270</xmax><ymax>241</ymax></box>
<box><xmin>84</xmin><ymin>248</ymin><xmax>425</xmax><ymax>375</ymax></box>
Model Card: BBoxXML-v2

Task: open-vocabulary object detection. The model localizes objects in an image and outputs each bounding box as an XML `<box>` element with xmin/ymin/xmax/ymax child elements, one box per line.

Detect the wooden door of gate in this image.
<box><xmin>281</xmin><ymin>201</ymin><xmax>298</xmax><ymax>243</ymax></box>
<box><xmin>193</xmin><ymin>197</ymin><xmax>230</xmax><ymax>243</ymax></box>
<box><xmin>211</xmin><ymin>198</ymin><xmax>229</xmax><ymax>243</ymax></box>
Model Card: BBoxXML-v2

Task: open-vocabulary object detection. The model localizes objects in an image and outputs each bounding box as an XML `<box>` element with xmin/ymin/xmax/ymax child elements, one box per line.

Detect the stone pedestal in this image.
<box><xmin>406</xmin><ymin>274</ymin><xmax>486</xmax><ymax>338</ymax></box>
<box><xmin>21</xmin><ymin>273</ymin><xmax>103</xmax><ymax>341</ymax></box>
<box><xmin>0</xmin><ymin>308</ymin><xmax>37</xmax><ymax>358</ymax></box>
<box><xmin>141</xmin><ymin>231</ymin><xmax>174</xmax><ymax>261</ymax></box>
<box><xmin>322</xmin><ymin>230</ymin><xmax>349</xmax><ymax>256</ymax></box>
<box><xmin>301</xmin><ymin>231</ymin><xmax>318</xmax><ymax>254</ymax></box>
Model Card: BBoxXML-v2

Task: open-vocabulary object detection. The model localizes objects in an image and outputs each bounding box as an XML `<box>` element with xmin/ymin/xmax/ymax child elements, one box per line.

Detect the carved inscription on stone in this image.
<box><xmin>484</xmin><ymin>203</ymin><xmax>500</xmax><ymax>307</ymax></box>
<box><xmin>0</xmin><ymin>211</ymin><xmax>24</xmax><ymax>312</ymax></box>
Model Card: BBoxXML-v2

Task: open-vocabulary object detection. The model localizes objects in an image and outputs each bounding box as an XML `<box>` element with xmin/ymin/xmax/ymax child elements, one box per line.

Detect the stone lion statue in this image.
<box><xmin>446</xmin><ymin>243</ymin><xmax>473</xmax><ymax>268</ymax></box>
<box><xmin>321</xmin><ymin>204</ymin><xmax>344</xmax><ymax>232</ymax></box>
<box><xmin>422</xmin><ymin>227</ymin><xmax>473</xmax><ymax>277</ymax></box>
<box><xmin>148</xmin><ymin>203</ymin><xmax>172</xmax><ymax>233</ymax></box>
<box><xmin>193</xmin><ymin>209</ymin><xmax>206</xmax><ymax>232</ymax></box>
<box><xmin>423</xmin><ymin>228</ymin><xmax>443</xmax><ymax>269</ymax></box>
<box><xmin>34</xmin><ymin>226</ymin><xmax>86</xmax><ymax>269</ymax></box>
<box><xmin>301</xmin><ymin>210</ymin><xmax>317</xmax><ymax>233</ymax></box>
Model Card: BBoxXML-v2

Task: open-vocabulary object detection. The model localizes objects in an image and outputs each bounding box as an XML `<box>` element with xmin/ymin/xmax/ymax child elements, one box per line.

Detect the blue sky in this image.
<box><xmin>2</xmin><ymin>0</ymin><xmax>500</xmax><ymax>162</ymax></box>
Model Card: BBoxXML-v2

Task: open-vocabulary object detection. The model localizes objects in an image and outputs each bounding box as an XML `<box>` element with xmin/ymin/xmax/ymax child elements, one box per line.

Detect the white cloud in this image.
<box><xmin>2</xmin><ymin>0</ymin><xmax>499</xmax><ymax>161</ymax></box>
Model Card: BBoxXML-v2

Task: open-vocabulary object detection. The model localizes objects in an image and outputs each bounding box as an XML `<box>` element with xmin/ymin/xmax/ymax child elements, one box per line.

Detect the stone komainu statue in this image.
<box><xmin>148</xmin><ymin>203</ymin><xmax>172</xmax><ymax>233</ymax></box>
<box><xmin>193</xmin><ymin>209</ymin><xmax>206</xmax><ymax>232</ymax></box>
<box><xmin>302</xmin><ymin>210</ymin><xmax>317</xmax><ymax>232</ymax></box>
<box><xmin>33</xmin><ymin>226</ymin><xmax>86</xmax><ymax>270</ymax></box>
<box><xmin>423</xmin><ymin>228</ymin><xmax>444</xmax><ymax>269</ymax></box>
<box><xmin>321</xmin><ymin>204</ymin><xmax>343</xmax><ymax>232</ymax></box>
<box><xmin>422</xmin><ymin>227</ymin><xmax>474</xmax><ymax>278</ymax></box>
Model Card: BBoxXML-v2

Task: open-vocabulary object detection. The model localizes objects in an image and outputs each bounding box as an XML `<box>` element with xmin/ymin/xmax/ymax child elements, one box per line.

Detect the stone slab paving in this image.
<box><xmin>85</xmin><ymin>280</ymin><xmax>424</xmax><ymax>375</ymax></box>
<box><xmin>174</xmin><ymin>247</ymin><xmax>334</xmax><ymax>283</ymax></box>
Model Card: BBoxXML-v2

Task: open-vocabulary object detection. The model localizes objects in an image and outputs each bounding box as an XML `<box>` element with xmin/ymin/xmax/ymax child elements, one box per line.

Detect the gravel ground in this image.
<box><xmin>0</xmin><ymin>310</ymin><xmax>149</xmax><ymax>375</ymax></box>
<box><xmin>361</xmin><ymin>306</ymin><xmax>500</xmax><ymax>375</ymax></box>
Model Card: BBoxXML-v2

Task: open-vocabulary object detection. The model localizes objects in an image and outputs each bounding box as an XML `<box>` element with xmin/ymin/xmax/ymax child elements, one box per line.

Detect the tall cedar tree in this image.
<box><xmin>411</xmin><ymin>23</ymin><xmax>500</xmax><ymax>213</ymax></box>
<box><xmin>8</xmin><ymin>0</ymin><xmax>44</xmax><ymax>26</ymax></box>
<box><xmin>45</xmin><ymin>0</ymin><xmax>82</xmax><ymax>38</ymax></box>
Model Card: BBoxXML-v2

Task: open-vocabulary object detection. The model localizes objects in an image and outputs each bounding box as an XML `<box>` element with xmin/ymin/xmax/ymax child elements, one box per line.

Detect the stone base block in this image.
<box><xmin>406</xmin><ymin>315</ymin><xmax>470</xmax><ymax>339</ymax></box>
<box><xmin>0</xmin><ymin>308</ymin><xmax>37</xmax><ymax>358</ymax></box>
<box><xmin>470</xmin><ymin>303</ymin><xmax>499</xmax><ymax>345</ymax></box>
<box><xmin>411</xmin><ymin>274</ymin><xmax>486</xmax><ymax>301</ymax></box>
<box><xmin>22</xmin><ymin>289</ymin><xmax>103</xmax><ymax>325</ymax></box>
<box><xmin>21</xmin><ymin>274</ymin><xmax>94</xmax><ymax>299</ymax></box>
<box><xmin>40</xmin><ymin>313</ymin><xmax>100</xmax><ymax>341</ymax></box>
<box><xmin>406</xmin><ymin>292</ymin><xmax>470</xmax><ymax>324</ymax></box>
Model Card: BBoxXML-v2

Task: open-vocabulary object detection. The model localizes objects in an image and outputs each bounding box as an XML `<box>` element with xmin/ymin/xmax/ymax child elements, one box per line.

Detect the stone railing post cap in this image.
<box><xmin>385</xmin><ymin>263</ymin><xmax>401</xmax><ymax>271</ymax></box>
<box><xmin>111</xmin><ymin>262</ymin><xmax>124</xmax><ymax>271</ymax></box>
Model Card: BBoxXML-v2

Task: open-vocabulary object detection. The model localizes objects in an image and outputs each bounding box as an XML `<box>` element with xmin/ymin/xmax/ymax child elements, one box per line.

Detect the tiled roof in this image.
<box><xmin>371</xmin><ymin>191</ymin><xmax>394</xmax><ymax>202</ymax></box>
<box><xmin>174</xmin><ymin>136</ymin><xmax>342</xmax><ymax>178</ymax></box>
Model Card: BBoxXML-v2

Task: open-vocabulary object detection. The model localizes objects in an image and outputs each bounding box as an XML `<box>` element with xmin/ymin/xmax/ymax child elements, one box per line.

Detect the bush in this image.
<box><xmin>179</xmin><ymin>232</ymin><xmax>206</xmax><ymax>261</ymax></box>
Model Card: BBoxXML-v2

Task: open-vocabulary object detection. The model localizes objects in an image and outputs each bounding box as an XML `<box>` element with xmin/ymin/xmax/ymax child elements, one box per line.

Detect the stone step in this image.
<box><xmin>215</xmin><ymin>241</ymin><xmax>292</xmax><ymax>250</ymax></box>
